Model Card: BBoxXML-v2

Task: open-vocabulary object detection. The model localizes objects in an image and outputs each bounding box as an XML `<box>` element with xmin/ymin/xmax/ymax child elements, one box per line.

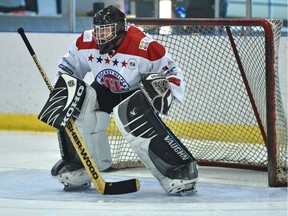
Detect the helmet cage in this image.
<box><xmin>93</xmin><ymin>23</ymin><xmax>117</xmax><ymax>46</ymax></box>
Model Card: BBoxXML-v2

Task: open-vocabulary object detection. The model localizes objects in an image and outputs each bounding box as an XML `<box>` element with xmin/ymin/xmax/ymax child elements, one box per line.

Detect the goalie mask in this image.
<box><xmin>93</xmin><ymin>6</ymin><xmax>127</xmax><ymax>54</ymax></box>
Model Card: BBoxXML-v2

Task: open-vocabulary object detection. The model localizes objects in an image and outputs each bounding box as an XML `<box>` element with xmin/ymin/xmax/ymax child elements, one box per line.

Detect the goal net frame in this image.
<box><xmin>107</xmin><ymin>18</ymin><xmax>287</xmax><ymax>187</ymax></box>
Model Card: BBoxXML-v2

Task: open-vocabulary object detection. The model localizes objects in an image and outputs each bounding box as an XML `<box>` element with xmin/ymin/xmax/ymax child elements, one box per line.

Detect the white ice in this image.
<box><xmin>0</xmin><ymin>131</ymin><xmax>287</xmax><ymax>216</ymax></box>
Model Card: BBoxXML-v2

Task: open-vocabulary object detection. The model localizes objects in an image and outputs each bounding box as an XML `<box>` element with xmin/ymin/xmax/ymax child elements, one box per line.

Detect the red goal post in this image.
<box><xmin>106</xmin><ymin>18</ymin><xmax>287</xmax><ymax>187</ymax></box>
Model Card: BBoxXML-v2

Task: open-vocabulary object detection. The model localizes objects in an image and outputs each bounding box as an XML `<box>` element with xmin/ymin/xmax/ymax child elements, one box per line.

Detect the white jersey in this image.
<box><xmin>56</xmin><ymin>24</ymin><xmax>185</xmax><ymax>103</ymax></box>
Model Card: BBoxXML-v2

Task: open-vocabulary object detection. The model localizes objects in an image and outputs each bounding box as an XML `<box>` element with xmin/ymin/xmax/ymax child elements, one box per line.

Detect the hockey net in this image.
<box><xmin>106</xmin><ymin>19</ymin><xmax>287</xmax><ymax>187</ymax></box>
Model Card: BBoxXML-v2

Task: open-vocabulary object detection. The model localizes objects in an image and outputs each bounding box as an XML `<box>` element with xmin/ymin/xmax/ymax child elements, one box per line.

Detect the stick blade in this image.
<box><xmin>104</xmin><ymin>179</ymin><xmax>140</xmax><ymax>195</ymax></box>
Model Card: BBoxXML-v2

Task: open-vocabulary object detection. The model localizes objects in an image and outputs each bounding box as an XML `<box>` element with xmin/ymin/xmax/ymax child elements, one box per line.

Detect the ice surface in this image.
<box><xmin>0</xmin><ymin>131</ymin><xmax>287</xmax><ymax>216</ymax></box>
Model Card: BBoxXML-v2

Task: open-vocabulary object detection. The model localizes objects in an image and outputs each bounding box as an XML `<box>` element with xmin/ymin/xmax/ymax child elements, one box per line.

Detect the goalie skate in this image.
<box><xmin>62</xmin><ymin>182</ymin><xmax>91</xmax><ymax>191</ymax></box>
<box><xmin>51</xmin><ymin>159</ymin><xmax>91</xmax><ymax>191</ymax></box>
<box><xmin>160</xmin><ymin>160</ymin><xmax>198</xmax><ymax>195</ymax></box>
<box><xmin>57</xmin><ymin>168</ymin><xmax>91</xmax><ymax>191</ymax></box>
<box><xmin>161</xmin><ymin>177</ymin><xmax>197</xmax><ymax>195</ymax></box>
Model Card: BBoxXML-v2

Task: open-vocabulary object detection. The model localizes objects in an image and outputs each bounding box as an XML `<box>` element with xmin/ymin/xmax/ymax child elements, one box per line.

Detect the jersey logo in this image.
<box><xmin>83</xmin><ymin>29</ymin><xmax>93</xmax><ymax>42</ymax></box>
<box><xmin>127</xmin><ymin>58</ymin><xmax>137</xmax><ymax>70</ymax></box>
<box><xmin>96</xmin><ymin>69</ymin><xmax>130</xmax><ymax>92</ymax></box>
<box><xmin>139</xmin><ymin>36</ymin><xmax>154</xmax><ymax>51</ymax></box>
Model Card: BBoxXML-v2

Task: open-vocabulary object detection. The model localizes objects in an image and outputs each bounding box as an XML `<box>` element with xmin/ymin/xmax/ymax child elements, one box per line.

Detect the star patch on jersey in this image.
<box><xmin>88</xmin><ymin>54</ymin><xmax>94</xmax><ymax>62</ymax></box>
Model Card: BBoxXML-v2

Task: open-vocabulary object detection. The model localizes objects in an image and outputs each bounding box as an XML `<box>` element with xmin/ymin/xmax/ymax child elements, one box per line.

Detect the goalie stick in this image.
<box><xmin>17</xmin><ymin>27</ymin><xmax>140</xmax><ymax>195</ymax></box>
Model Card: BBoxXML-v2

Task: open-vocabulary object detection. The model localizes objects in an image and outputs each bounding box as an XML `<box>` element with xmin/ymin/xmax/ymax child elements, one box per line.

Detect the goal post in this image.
<box><xmin>106</xmin><ymin>18</ymin><xmax>287</xmax><ymax>187</ymax></box>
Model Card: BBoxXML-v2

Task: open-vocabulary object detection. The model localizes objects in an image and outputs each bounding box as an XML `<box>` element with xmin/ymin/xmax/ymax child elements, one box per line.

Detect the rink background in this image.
<box><xmin>0</xmin><ymin>29</ymin><xmax>287</xmax><ymax>216</ymax></box>
<box><xmin>0</xmin><ymin>131</ymin><xmax>287</xmax><ymax>216</ymax></box>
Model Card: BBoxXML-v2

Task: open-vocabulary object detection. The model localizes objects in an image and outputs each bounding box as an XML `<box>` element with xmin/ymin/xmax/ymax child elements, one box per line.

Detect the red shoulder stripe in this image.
<box><xmin>76</xmin><ymin>33</ymin><xmax>98</xmax><ymax>50</ymax></box>
<box><xmin>117</xmin><ymin>26</ymin><xmax>165</xmax><ymax>61</ymax></box>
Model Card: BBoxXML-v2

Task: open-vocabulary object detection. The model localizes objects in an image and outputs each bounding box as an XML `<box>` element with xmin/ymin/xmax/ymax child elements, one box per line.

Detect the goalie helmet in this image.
<box><xmin>93</xmin><ymin>6</ymin><xmax>127</xmax><ymax>54</ymax></box>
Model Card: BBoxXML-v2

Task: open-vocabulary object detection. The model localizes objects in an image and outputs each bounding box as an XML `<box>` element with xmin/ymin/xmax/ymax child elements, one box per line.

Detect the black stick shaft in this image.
<box><xmin>17</xmin><ymin>27</ymin><xmax>53</xmax><ymax>92</ymax></box>
<box><xmin>18</xmin><ymin>27</ymin><xmax>35</xmax><ymax>56</ymax></box>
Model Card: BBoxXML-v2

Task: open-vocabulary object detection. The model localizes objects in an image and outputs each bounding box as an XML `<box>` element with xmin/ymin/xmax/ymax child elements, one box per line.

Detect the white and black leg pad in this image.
<box><xmin>55</xmin><ymin>90</ymin><xmax>112</xmax><ymax>187</ymax></box>
<box><xmin>75</xmin><ymin>88</ymin><xmax>112</xmax><ymax>172</ymax></box>
<box><xmin>40</xmin><ymin>74</ymin><xmax>112</xmax><ymax>187</ymax></box>
<box><xmin>58</xmin><ymin>112</ymin><xmax>112</xmax><ymax>187</ymax></box>
<box><xmin>113</xmin><ymin>90</ymin><xmax>198</xmax><ymax>194</ymax></box>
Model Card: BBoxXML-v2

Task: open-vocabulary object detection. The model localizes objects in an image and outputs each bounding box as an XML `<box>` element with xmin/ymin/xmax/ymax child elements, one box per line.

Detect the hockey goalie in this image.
<box><xmin>39</xmin><ymin>5</ymin><xmax>198</xmax><ymax>194</ymax></box>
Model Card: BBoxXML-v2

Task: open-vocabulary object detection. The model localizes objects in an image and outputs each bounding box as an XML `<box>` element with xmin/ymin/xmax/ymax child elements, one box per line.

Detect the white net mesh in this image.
<box><xmin>106</xmin><ymin>19</ymin><xmax>287</xmax><ymax>187</ymax></box>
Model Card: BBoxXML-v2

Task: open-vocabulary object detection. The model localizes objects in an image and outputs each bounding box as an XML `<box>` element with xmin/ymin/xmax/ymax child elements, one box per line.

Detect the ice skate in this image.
<box><xmin>51</xmin><ymin>159</ymin><xmax>91</xmax><ymax>191</ymax></box>
<box><xmin>62</xmin><ymin>182</ymin><xmax>91</xmax><ymax>191</ymax></box>
<box><xmin>160</xmin><ymin>160</ymin><xmax>198</xmax><ymax>195</ymax></box>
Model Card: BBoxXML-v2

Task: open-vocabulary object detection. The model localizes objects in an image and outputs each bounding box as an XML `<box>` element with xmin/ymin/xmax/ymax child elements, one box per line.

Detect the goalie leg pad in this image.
<box><xmin>51</xmin><ymin>82</ymin><xmax>112</xmax><ymax>187</ymax></box>
<box><xmin>75</xmin><ymin>86</ymin><xmax>112</xmax><ymax>172</ymax></box>
<box><xmin>113</xmin><ymin>91</ymin><xmax>198</xmax><ymax>194</ymax></box>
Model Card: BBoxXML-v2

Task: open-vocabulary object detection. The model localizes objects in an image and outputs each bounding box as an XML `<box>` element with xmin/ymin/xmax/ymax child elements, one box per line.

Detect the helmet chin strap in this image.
<box><xmin>99</xmin><ymin>34</ymin><xmax>126</xmax><ymax>55</ymax></box>
<box><xmin>99</xmin><ymin>44</ymin><xmax>114</xmax><ymax>54</ymax></box>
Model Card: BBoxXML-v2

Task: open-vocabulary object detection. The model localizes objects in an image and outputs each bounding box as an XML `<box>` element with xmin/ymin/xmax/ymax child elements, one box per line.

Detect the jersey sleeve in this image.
<box><xmin>146</xmin><ymin>42</ymin><xmax>185</xmax><ymax>104</ymax></box>
<box><xmin>54</xmin><ymin>34</ymin><xmax>91</xmax><ymax>84</ymax></box>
